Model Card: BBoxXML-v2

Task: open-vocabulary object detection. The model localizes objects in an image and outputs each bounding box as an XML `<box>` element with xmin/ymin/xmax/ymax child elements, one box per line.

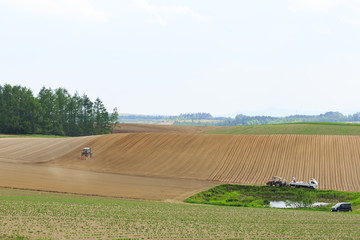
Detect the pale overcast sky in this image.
<box><xmin>1</xmin><ymin>0</ymin><xmax>360</xmax><ymax>117</ymax></box>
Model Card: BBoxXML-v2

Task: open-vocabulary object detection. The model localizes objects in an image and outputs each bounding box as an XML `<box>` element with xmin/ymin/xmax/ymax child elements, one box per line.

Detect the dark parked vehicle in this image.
<box><xmin>331</xmin><ymin>202</ymin><xmax>352</xmax><ymax>212</ymax></box>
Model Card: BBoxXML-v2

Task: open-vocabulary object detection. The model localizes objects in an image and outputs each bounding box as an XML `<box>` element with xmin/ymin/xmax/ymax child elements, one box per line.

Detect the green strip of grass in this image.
<box><xmin>205</xmin><ymin>122</ymin><xmax>360</xmax><ymax>135</ymax></box>
<box><xmin>185</xmin><ymin>184</ymin><xmax>360</xmax><ymax>211</ymax></box>
<box><xmin>289</xmin><ymin>122</ymin><xmax>360</xmax><ymax>126</ymax></box>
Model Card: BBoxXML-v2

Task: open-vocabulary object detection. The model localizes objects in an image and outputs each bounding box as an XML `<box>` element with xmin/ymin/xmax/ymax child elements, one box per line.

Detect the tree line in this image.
<box><xmin>174</xmin><ymin>111</ymin><xmax>360</xmax><ymax>126</ymax></box>
<box><xmin>0</xmin><ymin>84</ymin><xmax>118</xmax><ymax>136</ymax></box>
<box><xmin>219</xmin><ymin>112</ymin><xmax>360</xmax><ymax>126</ymax></box>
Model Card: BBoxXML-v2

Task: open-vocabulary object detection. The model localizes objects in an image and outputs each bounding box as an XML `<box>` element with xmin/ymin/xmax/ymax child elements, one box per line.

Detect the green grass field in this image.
<box><xmin>186</xmin><ymin>184</ymin><xmax>360</xmax><ymax>211</ymax></box>
<box><xmin>1</xmin><ymin>187</ymin><xmax>360</xmax><ymax>239</ymax></box>
<box><xmin>205</xmin><ymin>122</ymin><xmax>360</xmax><ymax>135</ymax></box>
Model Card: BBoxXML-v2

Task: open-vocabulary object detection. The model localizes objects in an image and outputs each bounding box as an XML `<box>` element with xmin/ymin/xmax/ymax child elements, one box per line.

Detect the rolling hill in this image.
<box><xmin>49</xmin><ymin>133</ymin><xmax>360</xmax><ymax>192</ymax></box>
<box><xmin>2</xmin><ymin>123</ymin><xmax>360</xmax><ymax>200</ymax></box>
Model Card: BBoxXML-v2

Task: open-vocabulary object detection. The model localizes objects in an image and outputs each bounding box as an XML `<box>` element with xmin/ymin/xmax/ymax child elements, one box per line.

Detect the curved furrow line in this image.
<box><xmin>331</xmin><ymin>136</ymin><xmax>339</xmax><ymax>191</ymax></box>
<box><xmin>299</xmin><ymin>135</ymin><xmax>307</xmax><ymax>180</ymax></box>
<box><xmin>339</xmin><ymin>136</ymin><xmax>347</xmax><ymax>191</ymax></box>
<box><xmin>296</xmin><ymin>135</ymin><xmax>305</xmax><ymax>180</ymax></box>
<box><xmin>259</xmin><ymin>135</ymin><xmax>279</xmax><ymax>185</ymax></box>
<box><xmin>280</xmin><ymin>135</ymin><xmax>293</xmax><ymax>183</ymax></box>
<box><xmin>348</xmin><ymin>136</ymin><xmax>358</xmax><ymax>191</ymax></box>
<box><xmin>290</xmin><ymin>136</ymin><xmax>302</xmax><ymax>181</ymax></box>
<box><xmin>247</xmin><ymin>135</ymin><xmax>269</xmax><ymax>184</ymax></box>
<box><xmin>153</xmin><ymin>134</ymin><xmax>200</xmax><ymax>177</ymax></box>
<box><xmin>222</xmin><ymin>136</ymin><xmax>245</xmax><ymax>183</ymax></box>
<box><xmin>315</xmin><ymin>136</ymin><xmax>324</xmax><ymax>189</ymax></box>
<box><xmin>276</xmin><ymin>135</ymin><xmax>289</xmax><ymax>183</ymax></box>
<box><xmin>269</xmin><ymin>135</ymin><xmax>286</xmax><ymax>183</ymax></box>
<box><xmin>324</xmin><ymin>135</ymin><xmax>332</xmax><ymax>190</ymax></box>
<box><xmin>345</xmin><ymin>136</ymin><xmax>354</xmax><ymax>191</ymax></box>
<box><xmin>318</xmin><ymin>136</ymin><xmax>327</xmax><ymax>189</ymax></box>
<box><xmin>342</xmin><ymin>136</ymin><xmax>353</xmax><ymax>191</ymax></box>
<box><xmin>245</xmin><ymin>135</ymin><xmax>269</xmax><ymax>184</ymax></box>
<box><xmin>206</xmin><ymin>136</ymin><xmax>232</xmax><ymax>181</ymax></box>
<box><xmin>305</xmin><ymin>135</ymin><xmax>315</xmax><ymax>181</ymax></box>
<box><xmin>208</xmin><ymin>136</ymin><xmax>239</xmax><ymax>182</ymax></box>
<box><xmin>235</xmin><ymin>136</ymin><xmax>258</xmax><ymax>184</ymax></box>
<box><xmin>227</xmin><ymin>135</ymin><xmax>252</xmax><ymax>183</ymax></box>
<box><xmin>226</xmin><ymin>136</ymin><xmax>250</xmax><ymax>183</ymax></box>
<box><xmin>224</xmin><ymin>136</ymin><xmax>248</xmax><ymax>183</ymax></box>
<box><xmin>324</xmin><ymin>136</ymin><xmax>333</xmax><ymax>190</ymax></box>
<box><xmin>234</xmin><ymin>136</ymin><xmax>259</xmax><ymax>184</ymax></box>
<box><xmin>307</xmin><ymin>135</ymin><xmax>316</xmax><ymax>180</ymax></box>
<box><xmin>256</xmin><ymin>135</ymin><xmax>275</xmax><ymax>184</ymax></box>
<box><xmin>337</xmin><ymin>136</ymin><xmax>344</xmax><ymax>191</ymax></box>
<box><xmin>352</xmin><ymin>137</ymin><xmax>360</xmax><ymax>191</ymax></box>
<box><xmin>354</xmin><ymin>137</ymin><xmax>360</xmax><ymax>191</ymax></box>
<box><xmin>314</xmin><ymin>136</ymin><xmax>323</xmax><ymax>189</ymax></box>
<box><xmin>256</xmin><ymin>135</ymin><xmax>277</xmax><ymax>185</ymax></box>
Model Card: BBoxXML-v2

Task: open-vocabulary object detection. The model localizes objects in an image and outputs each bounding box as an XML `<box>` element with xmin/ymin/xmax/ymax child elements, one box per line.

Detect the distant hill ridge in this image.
<box><xmin>119</xmin><ymin>111</ymin><xmax>360</xmax><ymax>126</ymax></box>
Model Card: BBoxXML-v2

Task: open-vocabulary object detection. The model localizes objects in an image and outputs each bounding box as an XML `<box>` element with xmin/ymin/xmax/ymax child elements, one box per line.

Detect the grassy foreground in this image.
<box><xmin>185</xmin><ymin>184</ymin><xmax>360</xmax><ymax>211</ymax></box>
<box><xmin>206</xmin><ymin>122</ymin><xmax>360</xmax><ymax>135</ymax></box>
<box><xmin>1</xmin><ymin>188</ymin><xmax>360</xmax><ymax>239</ymax></box>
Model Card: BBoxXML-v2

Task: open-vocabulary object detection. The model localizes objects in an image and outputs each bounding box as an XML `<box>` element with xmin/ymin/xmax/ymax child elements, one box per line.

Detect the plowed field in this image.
<box><xmin>51</xmin><ymin>133</ymin><xmax>360</xmax><ymax>192</ymax></box>
<box><xmin>1</xmin><ymin>133</ymin><xmax>360</xmax><ymax>200</ymax></box>
<box><xmin>0</xmin><ymin>136</ymin><xmax>217</xmax><ymax>200</ymax></box>
<box><xmin>0</xmin><ymin>136</ymin><xmax>95</xmax><ymax>163</ymax></box>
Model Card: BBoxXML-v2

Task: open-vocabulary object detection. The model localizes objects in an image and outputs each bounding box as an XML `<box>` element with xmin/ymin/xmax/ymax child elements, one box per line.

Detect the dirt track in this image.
<box><xmin>1</xmin><ymin>133</ymin><xmax>360</xmax><ymax>200</ymax></box>
<box><xmin>0</xmin><ymin>161</ymin><xmax>215</xmax><ymax>200</ymax></box>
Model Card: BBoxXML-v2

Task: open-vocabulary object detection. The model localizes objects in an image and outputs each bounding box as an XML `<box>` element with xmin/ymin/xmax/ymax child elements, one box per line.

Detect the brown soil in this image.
<box><xmin>113</xmin><ymin>123</ymin><xmax>220</xmax><ymax>134</ymax></box>
<box><xmin>0</xmin><ymin>136</ymin><xmax>95</xmax><ymax>163</ymax></box>
<box><xmin>0</xmin><ymin>161</ymin><xmax>216</xmax><ymax>200</ymax></box>
<box><xmin>0</xmin><ymin>136</ymin><xmax>217</xmax><ymax>200</ymax></box>
<box><xmin>51</xmin><ymin>133</ymin><xmax>360</xmax><ymax>192</ymax></box>
<box><xmin>1</xmin><ymin>133</ymin><xmax>360</xmax><ymax>201</ymax></box>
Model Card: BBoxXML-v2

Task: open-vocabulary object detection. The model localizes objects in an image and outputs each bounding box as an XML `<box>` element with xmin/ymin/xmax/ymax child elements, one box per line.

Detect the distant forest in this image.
<box><xmin>120</xmin><ymin>112</ymin><xmax>225</xmax><ymax>122</ymax></box>
<box><xmin>120</xmin><ymin>111</ymin><xmax>360</xmax><ymax>126</ymax></box>
<box><xmin>218</xmin><ymin>112</ymin><xmax>360</xmax><ymax>126</ymax></box>
<box><xmin>0</xmin><ymin>84</ymin><xmax>118</xmax><ymax>136</ymax></box>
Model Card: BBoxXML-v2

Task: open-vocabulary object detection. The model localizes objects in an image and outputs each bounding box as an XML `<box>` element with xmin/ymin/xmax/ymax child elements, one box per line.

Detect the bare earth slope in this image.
<box><xmin>51</xmin><ymin>133</ymin><xmax>360</xmax><ymax>192</ymax></box>
<box><xmin>2</xmin><ymin>133</ymin><xmax>360</xmax><ymax>200</ymax></box>
<box><xmin>0</xmin><ymin>136</ymin><xmax>216</xmax><ymax>200</ymax></box>
<box><xmin>0</xmin><ymin>161</ymin><xmax>215</xmax><ymax>200</ymax></box>
<box><xmin>0</xmin><ymin>136</ymin><xmax>95</xmax><ymax>163</ymax></box>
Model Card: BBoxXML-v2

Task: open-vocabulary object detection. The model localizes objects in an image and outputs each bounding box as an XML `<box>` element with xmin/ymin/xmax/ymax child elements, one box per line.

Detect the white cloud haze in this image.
<box><xmin>1</xmin><ymin>0</ymin><xmax>360</xmax><ymax>116</ymax></box>
<box><xmin>1</xmin><ymin>0</ymin><xmax>108</xmax><ymax>22</ymax></box>
<box><xmin>131</xmin><ymin>0</ymin><xmax>210</xmax><ymax>25</ymax></box>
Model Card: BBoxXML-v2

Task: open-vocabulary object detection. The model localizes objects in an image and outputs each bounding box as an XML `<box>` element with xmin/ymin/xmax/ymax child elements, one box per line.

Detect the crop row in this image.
<box><xmin>1</xmin><ymin>188</ymin><xmax>360</xmax><ymax>239</ymax></box>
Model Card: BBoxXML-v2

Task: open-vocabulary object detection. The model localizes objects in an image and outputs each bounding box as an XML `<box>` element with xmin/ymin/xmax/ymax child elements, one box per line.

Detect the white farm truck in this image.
<box><xmin>266</xmin><ymin>176</ymin><xmax>318</xmax><ymax>189</ymax></box>
<box><xmin>289</xmin><ymin>178</ymin><xmax>318</xmax><ymax>189</ymax></box>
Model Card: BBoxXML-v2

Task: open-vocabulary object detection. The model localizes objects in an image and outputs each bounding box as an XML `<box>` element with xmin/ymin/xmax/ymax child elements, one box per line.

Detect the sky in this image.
<box><xmin>1</xmin><ymin>0</ymin><xmax>360</xmax><ymax>117</ymax></box>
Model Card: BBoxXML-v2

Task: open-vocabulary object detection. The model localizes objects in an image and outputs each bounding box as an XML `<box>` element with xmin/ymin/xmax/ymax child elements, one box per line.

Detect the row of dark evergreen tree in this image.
<box><xmin>0</xmin><ymin>84</ymin><xmax>118</xmax><ymax>136</ymax></box>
